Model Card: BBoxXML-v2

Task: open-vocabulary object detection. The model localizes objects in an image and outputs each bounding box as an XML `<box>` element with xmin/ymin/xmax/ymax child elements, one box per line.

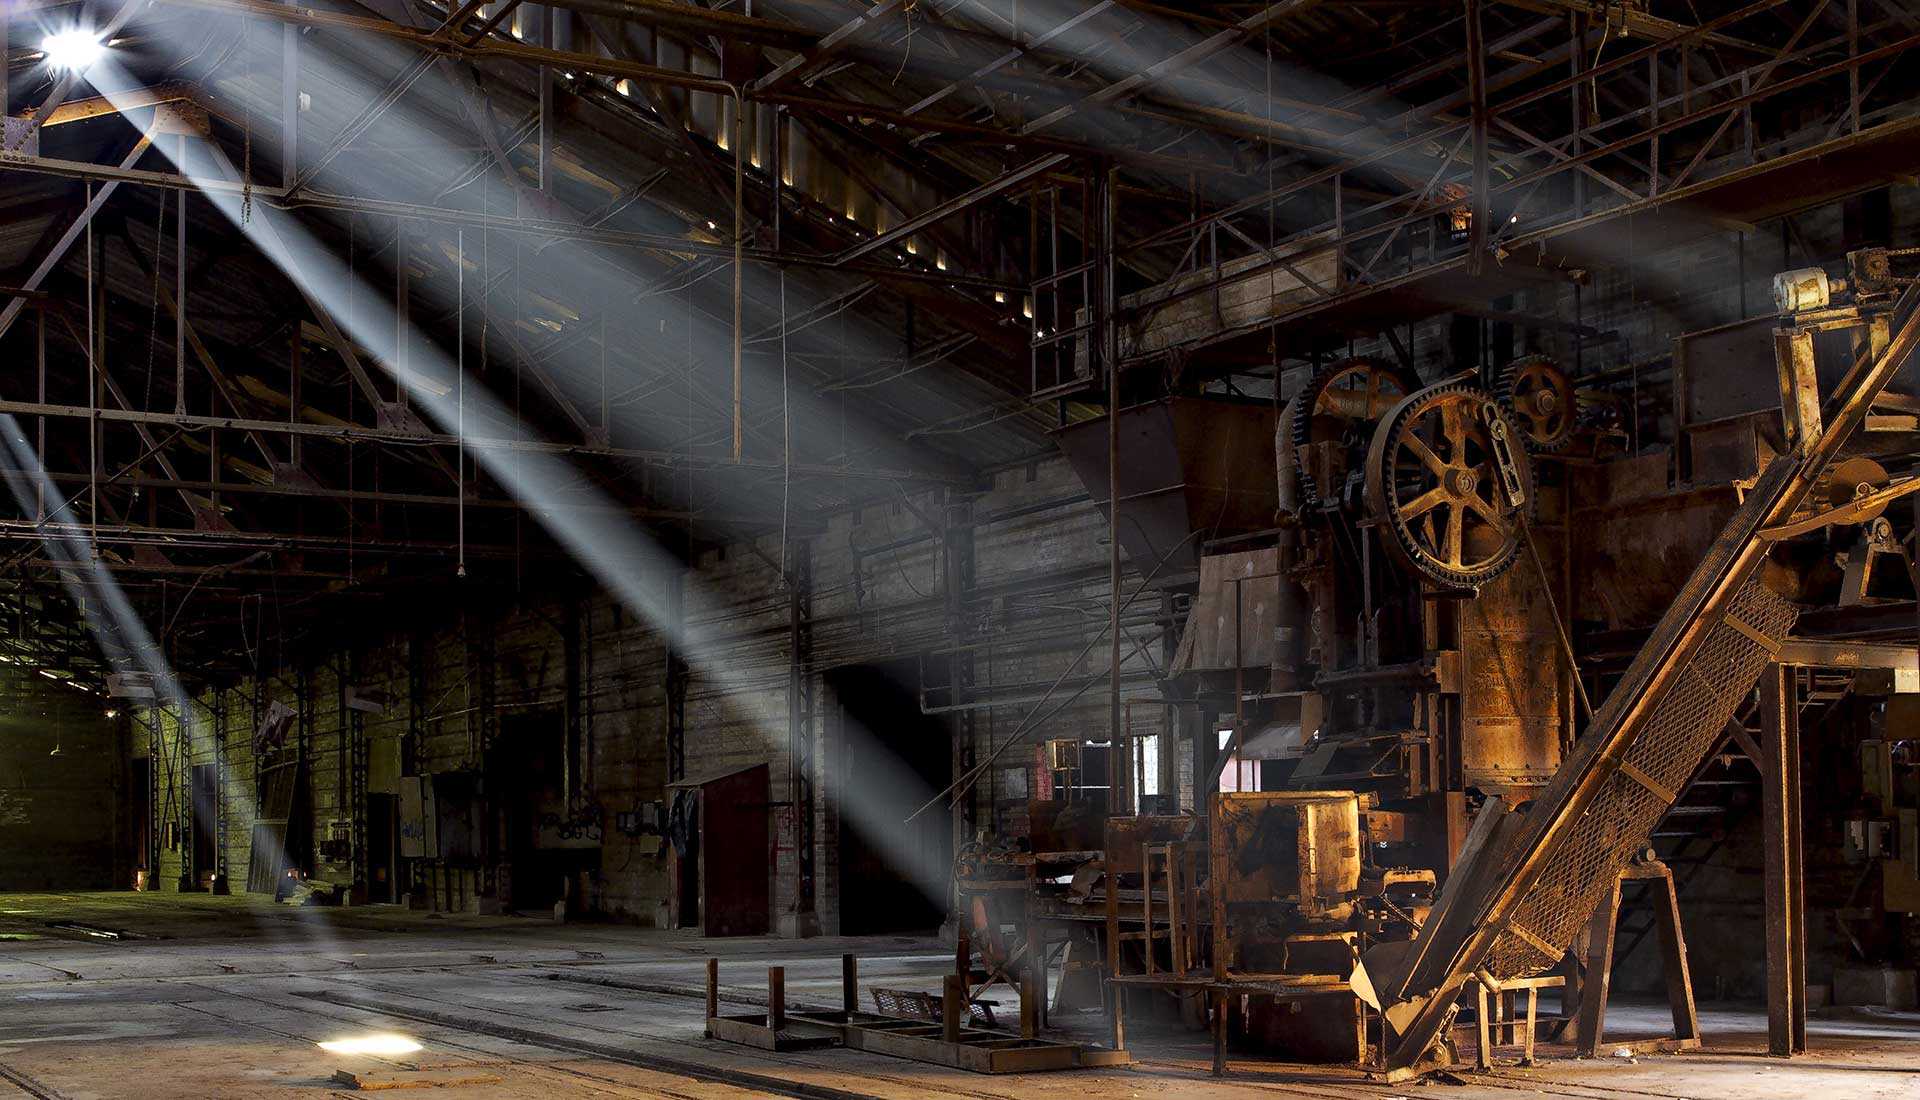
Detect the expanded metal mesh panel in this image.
<box><xmin>1484</xmin><ymin>577</ymin><xmax>1796</xmax><ymax>977</ymax></box>
<box><xmin>872</xmin><ymin>987</ymin><xmax>996</xmax><ymax>1027</ymax></box>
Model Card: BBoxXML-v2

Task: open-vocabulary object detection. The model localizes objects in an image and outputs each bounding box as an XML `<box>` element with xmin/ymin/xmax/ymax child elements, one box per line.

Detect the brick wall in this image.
<box><xmin>124</xmin><ymin>453</ymin><xmax>1166</xmax><ymax>934</ymax></box>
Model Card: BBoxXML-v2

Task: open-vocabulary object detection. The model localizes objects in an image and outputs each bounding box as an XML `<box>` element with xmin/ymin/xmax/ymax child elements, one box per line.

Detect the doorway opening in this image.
<box><xmin>366</xmin><ymin>792</ymin><xmax>397</xmax><ymax>903</ymax></box>
<box><xmin>129</xmin><ymin>756</ymin><xmax>151</xmax><ymax>887</ymax></box>
<box><xmin>486</xmin><ymin>708</ymin><xmax>595</xmax><ymax>911</ymax></box>
<box><xmin>830</xmin><ymin>661</ymin><xmax>951</xmax><ymax>935</ymax></box>
<box><xmin>189</xmin><ymin>763</ymin><xmax>218</xmax><ymax>890</ymax></box>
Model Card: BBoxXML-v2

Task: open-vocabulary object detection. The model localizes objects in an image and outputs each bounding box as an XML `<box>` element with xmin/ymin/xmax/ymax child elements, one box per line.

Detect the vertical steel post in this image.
<box><xmin>945</xmin><ymin>493</ymin><xmax>977</xmax><ymax>872</ymax></box>
<box><xmin>1648</xmin><ymin>55</ymin><xmax>1660</xmax><ymax>196</ymax></box>
<box><xmin>768</xmin><ymin>966</ymin><xmax>786</xmax><ymax>1031</ymax></box>
<box><xmin>1760</xmin><ymin>663</ymin><xmax>1807</xmax><ymax>1056</ymax></box>
<box><xmin>176</xmin><ymin>138</ymin><xmax>188</xmax><ymax>415</ymax></box>
<box><xmin>538</xmin><ymin>4</ymin><xmax>554</xmax><ymax>192</ymax></box>
<box><xmin>35</xmin><ymin>310</ymin><xmax>45</xmax><ymax>520</ymax></box>
<box><xmin>787</xmin><ymin>539</ymin><xmax>815</xmax><ymax>932</ymax></box>
<box><xmin>1849</xmin><ymin>0</ymin><xmax>1861</xmax><ymax>134</ymax></box>
<box><xmin>942</xmin><ymin>973</ymin><xmax>964</xmax><ymax>1043</ymax></box>
<box><xmin>731</xmin><ymin>94</ymin><xmax>744</xmax><ymax>463</ymax></box>
<box><xmin>1097</xmin><ymin>164</ymin><xmax>1127</xmax><ymax>816</ymax></box>
<box><xmin>704</xmin><ymin>957</ymin><xmax>718</xmax><ymax>1035</ymax></box>
<box><xmin>1021</xmin><ymin>889</ymin><xmax>1040</xmax><ymax>1037</ymax></box>
<box><xmin>394</xmin><ymin>218</ymin><xmax>409</xmax><ymax>413</ymax></box>
<box><xmin>666</xmin><ymin>574</ymin><xmax>686</xmax><ymax>783</ymax></box>
<box><xmin>1333</xmin><ymin>173</ymin><xmax>1344</xmax><ymax>285</ymax></box>
<box><xmin>282</xmin><ymin>2</ymin><xmax>298</xmax><ymax>189</ymax></box>
<box><xmin>289</xmin><ymin>324</ymin><xmax>302</xmax><ymax>467</ymax></box>
<box><xmin>1210</xmin><ymin>988</ymin><xmax>1228</xmax><ymax>1075</ymax></box>
<box><xmin>1569</xmin><ymin>12</ymin><xmax>1584</xmax><ymax>215</ymax></box>
<box><xmin>1465</xmin><ymin>0</ymin><xmax>1488</xmax><ymax>276</ymax></box>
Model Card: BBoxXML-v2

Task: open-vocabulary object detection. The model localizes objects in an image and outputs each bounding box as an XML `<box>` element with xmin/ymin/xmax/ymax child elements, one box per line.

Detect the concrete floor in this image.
<box><xmin>0</xmin><ymin>894</ymin><xmax>1914</xmax><ymax>1098</ymax></box>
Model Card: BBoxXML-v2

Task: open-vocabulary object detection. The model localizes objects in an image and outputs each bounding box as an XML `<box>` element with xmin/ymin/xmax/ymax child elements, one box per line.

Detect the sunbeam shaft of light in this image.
<box><xmin>81</xmin><ymin>54</ymin><xmax>954</xmax><ymax>908</ymax></box>
<box><xmin>0</xmin><ymin>415</ymin><xmax>333</xmax><ymax>955</ymax></box>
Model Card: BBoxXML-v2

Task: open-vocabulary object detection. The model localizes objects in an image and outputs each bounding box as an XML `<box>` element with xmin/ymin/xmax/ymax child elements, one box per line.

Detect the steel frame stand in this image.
<box><xmin>1473</xmin><ymin>972</ymin><xmax>1563</xmax><ymax>1069</ymax></box>
<box><xmin>1760</xmin><ymin>662</ymin><xmax>1808</xmax><ymax>1056</ymax></box>
<box><xmin>1574</xmin><ymin>858</ymin><xmax>1700</xmax><ymax>1057</ymax></box>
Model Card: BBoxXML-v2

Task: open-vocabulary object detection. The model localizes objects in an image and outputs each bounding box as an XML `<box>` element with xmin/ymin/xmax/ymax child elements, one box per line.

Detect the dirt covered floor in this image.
<box><xmin>0</xmin><ymin>893</ymin><xmax>1915</xmax><ymax>1098</ymax></box>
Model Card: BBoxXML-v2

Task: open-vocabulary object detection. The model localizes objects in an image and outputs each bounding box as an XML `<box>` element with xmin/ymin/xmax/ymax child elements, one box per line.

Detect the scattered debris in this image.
<box><xmin>45</xmin><ymin>921</ymin><xmax>138</xmax><ymax>940</ymax></box>
<box><xmin>330</xmin><ymin>1067</ymin><xmax>504</xmax><ymax>1091</ymax></box>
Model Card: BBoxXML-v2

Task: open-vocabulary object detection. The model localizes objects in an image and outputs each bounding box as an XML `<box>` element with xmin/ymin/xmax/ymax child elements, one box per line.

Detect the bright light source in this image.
<box><xmin>318</xmin><ymin>1034</ymin><xmax>422</xmax><ymax>1057</ymax></box>
<box><xmin>41</xmin><ymin>30</ymin><xmax>105</xmax><ymax>72</ymax></box>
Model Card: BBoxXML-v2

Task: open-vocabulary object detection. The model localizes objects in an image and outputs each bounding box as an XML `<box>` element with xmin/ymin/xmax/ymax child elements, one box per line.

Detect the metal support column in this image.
<box><xmin>787</xmin><ymin>539</ymin><xmax>818</xmax><ymax>936</ymax></box>
<box><xmin>1095</xmin><ymin>163</ymin><xmax>1129</xmax><ymax>816</ymax></box>
<box><xmin>1760</xmin><ymin>662</ymin><xmax>1807</xmax><ymax>1056</ymax></box>
<box><xmin>175</xmin><ymin>147</ymin><xmax>188</xmax><ymax>415</ymax></box>
<box><xmin>538</xmin><ymin>4</ymin><xmax>555</xmax><ymax>192</ymax></box>
<box><xmin>211</xmin><ymin>693</ymin><xmax>230</xmax><ymax>893</ymax></box>
<box><xmin>406</xmin><ymin>625</ymin><xmax>426</xmax><ymax>901</ymax></box>
<box><xmin>347</xmin><ymin>647</ymin><xmax>368</xmax><ymax>900</ymax></box>
<box><xmin>666</xmin><ymin>574</ymin><xmax>687</xmax><ymax>784</ymax></box>
<box><xmin>1465</xmin><ymin>0</ymin><xmax>1488</xmax><ymax>277</ymax></box>
<box><xmin>282</xmin><ymin>0</ymin><xmax>298</xmax><ymax>190</ymax></box>
<box><xmin>564</xmin><ymin>596</ymin><xmax>584</xmax><ymax>801</ymax></box>
<box><xmin>472</xmin><ymin>609</ymin><xmax>498</xmax><ymax>900</ymax></box>
<box><xmin>945</xmin><ymin>491</ymin><xmax>978</xmax><ymax>850</ymax></box>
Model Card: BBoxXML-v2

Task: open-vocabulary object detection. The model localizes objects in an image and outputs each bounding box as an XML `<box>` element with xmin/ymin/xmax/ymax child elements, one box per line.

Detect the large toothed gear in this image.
<box><xmin>1291</xmin><ymin>357</ymin><xmax>1421</xmax><ymax>508</ymax></box>
<box><xmin>1364</xmin><ymin>382</ymin><xmax>1535</xmax><ymax>589</ymax></box>
<box><xmin>1497</xmin><ymin>355</ymin><xmax>1578</xmax><ymax>453</ymax></box>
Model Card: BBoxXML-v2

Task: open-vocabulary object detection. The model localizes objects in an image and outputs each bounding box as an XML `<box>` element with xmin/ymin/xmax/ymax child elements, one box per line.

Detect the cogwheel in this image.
<box><xmin>1290</xmin><ymin>357</ymin><xmax>1421</xmax><ymax>507</ymax></box>
<box><xmin>1497</xmin><ymin>355</ymin><xmax>1578</xmax><ymax>453</ymax></box>
<box><xmin>1363</xmin><ymin>382</ymin><xmax>1536</xmax><ymax>589</ymax></box>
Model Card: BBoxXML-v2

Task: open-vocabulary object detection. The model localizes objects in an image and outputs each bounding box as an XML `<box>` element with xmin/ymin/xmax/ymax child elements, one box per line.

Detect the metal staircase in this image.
<box><xmin>1612</xmin><ymin>672</ymin><xmax>1851</xmax><ymax>972</ymax></box>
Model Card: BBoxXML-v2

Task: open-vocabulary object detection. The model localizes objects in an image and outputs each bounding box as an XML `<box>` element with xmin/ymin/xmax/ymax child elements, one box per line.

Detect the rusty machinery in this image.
<box><xmin>956</xmin><ymin>250</ymin><xmax>1920</xmax><ymax>1077</ymax></box>
<box><xmin>958</xmin><ymin>361</ymin><xmax>1586</xmax><ymax>1066</ymax></box>
<box><xmin>1366</xmin><ymin>250</ymin><xmax>1920</xmax><ymax>1076</ymax></box>
<box><xmin>955</xmin><ymin>357</ymin><xmax>1593</xmax><ymax>1067</ymax></box>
